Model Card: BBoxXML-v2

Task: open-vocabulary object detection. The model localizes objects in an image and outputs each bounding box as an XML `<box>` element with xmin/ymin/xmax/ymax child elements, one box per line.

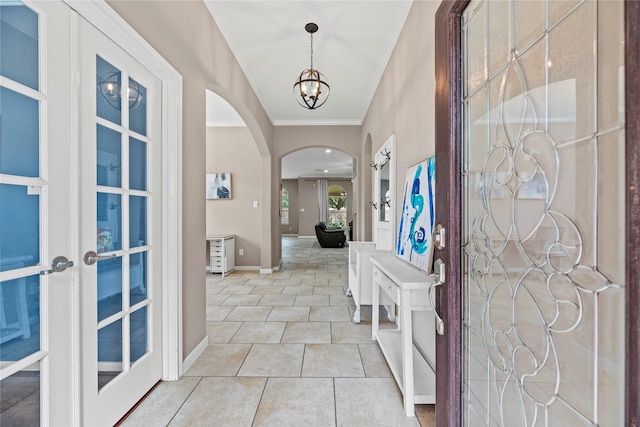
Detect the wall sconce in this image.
<box><xmin>98</xmin><ymin>72</ymin><xmax>143</xmax><ymax>110</ymax></box>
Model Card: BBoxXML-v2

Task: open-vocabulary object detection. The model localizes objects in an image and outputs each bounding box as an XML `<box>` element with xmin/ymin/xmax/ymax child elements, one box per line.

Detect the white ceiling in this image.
<box><xmin>280</xmin><ymin>147</ymin><xmax>355</xmax><ymax>180</ymax></box>
<box><xmin>203</xmin><ymin>0</ymin><xmax>413</xmax><ymax>126</ymax></box>
<box><xmin>205</xmin><ymin>1</ymin><xmax>413</xmax><ymax>179</ymax></box>
<box><xmin>206</xmin><ymin>90</ymin><xmax>247</xmax><ymax>128</ymax></box>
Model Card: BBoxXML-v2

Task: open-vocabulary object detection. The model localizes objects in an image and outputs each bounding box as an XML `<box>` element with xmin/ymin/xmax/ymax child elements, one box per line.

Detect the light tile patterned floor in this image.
<box><xmin>121</xmin><ymin>237</ymin><xmax>435</xmax><ymax>427</ymax></box>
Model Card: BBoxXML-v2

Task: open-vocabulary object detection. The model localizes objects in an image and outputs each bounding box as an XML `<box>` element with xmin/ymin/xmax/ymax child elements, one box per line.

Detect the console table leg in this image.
<box><xmin>401</xmin><ymin>288</ymin><xmax>415</xmax><ymax>417</ymax></box>
<box><xmin>372</xmin><ymin>280</ymin><xmax>380</xmax><ymax>341</ymax></box>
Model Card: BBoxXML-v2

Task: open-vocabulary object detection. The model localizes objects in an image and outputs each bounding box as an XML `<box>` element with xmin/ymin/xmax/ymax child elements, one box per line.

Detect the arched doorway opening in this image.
<box><xmin>205</xmin><ymin>89</ymin><xmax>269</xmax><ymax>271</ymax></box>
<box><xmin>280</xmin><ymin>147</ymin><xmax>355</xmax><ymax>240</ymax></box>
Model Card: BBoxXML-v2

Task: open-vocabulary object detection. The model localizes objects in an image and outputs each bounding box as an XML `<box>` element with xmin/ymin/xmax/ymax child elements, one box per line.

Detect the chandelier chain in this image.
<box><xmin>310</xmin><ymin>32</ymin><xmax>314</xmax><ymax>70</ymax></box>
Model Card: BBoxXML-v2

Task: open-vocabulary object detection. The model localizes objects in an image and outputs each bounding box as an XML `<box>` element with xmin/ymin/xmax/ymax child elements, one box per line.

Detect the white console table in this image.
<box><xmin>370</xmin><ymin>253</ymin><xmax>436</xmax><ymax>417</ymax></box>
<box><xmin>207</xmin><ymin>234</ymin><xmax>235</xmax><ymax>276</ymax></box>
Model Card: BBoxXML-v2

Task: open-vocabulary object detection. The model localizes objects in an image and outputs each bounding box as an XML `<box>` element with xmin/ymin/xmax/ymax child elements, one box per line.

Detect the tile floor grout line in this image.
<box><xmin>227</xmin><ymin>319</ymin><xmax>244</xmax><ymax>343</ymax></box>
<box><xmin>300</xmin><ymin>344</ymin><xmax>307</xmax><ymax>377</ymax></box>
<box><xmin>166</xmin><ymin>376</ymin><xmax>204</xmax><ymax>426</ymax></box>
<box><xmin>277</xmin><ymin>321</ymin><xmax>286</xmax><ymax>343</ymax></box>
<box><xmin>250</xmin><ymin>376</ymin><xmax>269</xmax><ymax>427</ymax></box>
<box><xmin>356</xmin><ymin>343</ymin><xmax>367</xmax><ymax>378</ymax></box>
<box><xmin>333</xmin><ymin>377</ymin><xmax>338</xmax><ymax>427</ymax></box>
<box><xmin>234</xmin><ymin>342</ymin><xmax>254</xmax><ymax>377</ymax></box>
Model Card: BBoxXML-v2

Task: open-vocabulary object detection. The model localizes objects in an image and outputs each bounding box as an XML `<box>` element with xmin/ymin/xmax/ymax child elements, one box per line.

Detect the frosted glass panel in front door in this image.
<box><xmin>461</xmin><ymin>0</ymin><xmax>625</xmax><ymax>425</ymax></box>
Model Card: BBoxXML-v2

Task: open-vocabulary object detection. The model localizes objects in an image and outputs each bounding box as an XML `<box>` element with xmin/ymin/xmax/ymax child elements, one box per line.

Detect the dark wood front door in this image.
<box><xmin>433</xmin><ymin>1</ymin><xmax>640</xmax><ymax>425</ymax></box>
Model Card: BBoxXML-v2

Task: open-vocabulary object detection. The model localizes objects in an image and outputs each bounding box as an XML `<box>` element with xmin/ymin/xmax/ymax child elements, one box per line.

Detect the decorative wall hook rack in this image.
<box><xmin>369</xmin><ymin>201</ymin><xmax>378</xmax><ymax>209</ymax></box>
<box><xmin>370</xmin><ymin>161</ymin><xmax>378</xmax><ymax>170</ymax></box>
<box><xmin>381</xmin><ymin>148</ymin><xmax>391</xmax><ymax>161</ymax></box>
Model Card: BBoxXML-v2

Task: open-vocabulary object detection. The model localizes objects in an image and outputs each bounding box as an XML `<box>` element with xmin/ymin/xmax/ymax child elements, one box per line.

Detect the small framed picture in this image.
<box><xmin>206</xmin><ymin>173</ymin><xmax>231</xmax><ymax>199</ymax></box>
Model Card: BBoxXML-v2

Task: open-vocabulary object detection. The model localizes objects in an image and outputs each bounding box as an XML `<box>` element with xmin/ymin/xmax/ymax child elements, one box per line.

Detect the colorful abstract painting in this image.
<box><xmin>396</xmin><ymin>157</ymin><xmax>435</xmax><ymax>273</ymax></box>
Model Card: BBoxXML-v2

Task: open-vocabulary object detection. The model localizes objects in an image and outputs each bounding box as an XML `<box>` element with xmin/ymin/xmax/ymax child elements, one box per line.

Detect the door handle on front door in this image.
<box><xmin>83</xmin><ymin>251</ymin><xmax>116</xmax><ymax>265</ymax></box>
<box><xmin>433</xmin><ymin>224</ymin><xmax>446</xmax><ymax>250</ymax></box>
<box><xmin>429</xmin><ymin>258</ymin><xmax>445</xmax><ymax>335</ymax></box>
<box><xmin>431</xmin><ymin>225</ymin><xmax>446</xmax><ymax>335</ymax></box>
<box><xmin>40</xmin><ymin>256</ymin><xmax>74</xmax><ymax>275</ymax></box>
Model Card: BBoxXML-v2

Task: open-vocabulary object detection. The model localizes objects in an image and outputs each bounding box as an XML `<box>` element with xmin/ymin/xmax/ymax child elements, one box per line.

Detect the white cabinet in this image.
<box><xmin>207</xmin><ymin>235</ymin><xmax>235</xmax><ymax>276</ymax></box>
<box><xmin>370</xmin><ymin>252</ymin><xmax>436</xmax><ymax>417</ymax></box>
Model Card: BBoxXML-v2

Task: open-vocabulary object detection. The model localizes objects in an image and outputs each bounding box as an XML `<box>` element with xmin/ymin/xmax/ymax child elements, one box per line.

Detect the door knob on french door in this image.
<box><xmin>83</xmin><ymin>250</ymin><xmax>117</xmax><ymax>265</ymax></box>
<box><xmin>40</xmin><ymin>256</ymin><xmax>74</xmax><ymax>275</ymax></box>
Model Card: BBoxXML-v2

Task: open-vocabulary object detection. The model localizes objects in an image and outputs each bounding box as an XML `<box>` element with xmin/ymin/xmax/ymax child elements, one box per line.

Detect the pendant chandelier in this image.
<box><xmin>293</xmin><ymin>23</ymin><xmax>330</xmax><ymax>110</ymax></box>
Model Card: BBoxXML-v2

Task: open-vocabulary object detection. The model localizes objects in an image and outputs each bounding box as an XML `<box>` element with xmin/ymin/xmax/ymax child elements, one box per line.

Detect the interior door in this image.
<box><xmin>77</xmin><ymin>16</ymin><xmax>162</xmax><ymax>426</ymax></box>
<box><xmin>434</xmin><ymin>0</ymin><xmax>633</xmax><ymax>425</ymax></box>
<box><xmin>0</xmin><ymin>1</ymin><xmax>75</xmax><ymax>424</ymax></box>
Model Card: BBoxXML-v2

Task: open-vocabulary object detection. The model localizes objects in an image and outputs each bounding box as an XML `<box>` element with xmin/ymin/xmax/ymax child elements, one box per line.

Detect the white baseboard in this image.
<box><xmin>182</xmin><ymin>335</ymin><xmax>208</xmax><ymax>375</ymax></box>
<box><xmin>231</xmin><ymin>264</ymin><xmax>280</xmax><ymax>274</ymax></box>
<box><xmin>282</xmin><ymin>234</ymin><xmax>298</xmax><ymax>237</ymax></box>
<box><xmin>298</xmin><ymin>235</ymin><xmax>316</xmax><ymax>239</ymax></box>
<box><xmin>272</xmin><ymin>259</ymin><xmax>283</xmax><ymax>271</ymax></box>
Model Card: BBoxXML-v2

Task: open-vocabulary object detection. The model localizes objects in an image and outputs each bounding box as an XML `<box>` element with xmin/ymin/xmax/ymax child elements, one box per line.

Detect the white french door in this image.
<box><xmin>1</xmin><ymin>1</ymin><xmax>75</xmax><ymax>425</ymax></box>
<box><xmin>77</xmin><ymin>15</ymin><xmax>163</xmax><ymax>427</ymax></box>
<box><xmin>0</xmin><ymin>2</ymin><xmax>167</xmax><ymax>425</ymax></box>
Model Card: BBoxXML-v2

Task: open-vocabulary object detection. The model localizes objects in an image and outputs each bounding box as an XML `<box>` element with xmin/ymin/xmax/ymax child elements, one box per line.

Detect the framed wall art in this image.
<box><xmin>396</xmin><ymin>157</ymin><xmax>435</xmax><ymax>273</ymax></box>
<box><xmin>206</xmin><ymin>173</ymin><xmax>231</xmax><ymax>199</ymax></box>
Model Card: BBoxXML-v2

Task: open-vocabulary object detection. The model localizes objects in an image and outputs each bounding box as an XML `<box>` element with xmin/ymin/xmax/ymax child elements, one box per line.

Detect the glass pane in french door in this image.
<box><xmin>0</xmin><ymin>362</ymin><xmax>40</xmax><ymax>425</ymax></box>
<box><xmin>0</xmin><ymin>2</ymin><xmax>42</xmax><ymax>425</ymax></box>
<box><xmin>461</xmin><ymin>0</ymin><xmax>625</xmax><ymax>425</ymax></box>
<box><xmin>94</xmin><ymin>54</ymin><xmax>151</xmax><ymax>390</ymax></box>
